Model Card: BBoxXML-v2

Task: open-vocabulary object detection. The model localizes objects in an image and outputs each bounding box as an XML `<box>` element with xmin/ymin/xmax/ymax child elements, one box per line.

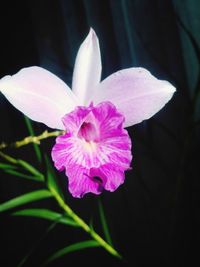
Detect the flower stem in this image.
<box><xmin>0</xmin><ymin>130</ymin><xmax>64</xmax><ymax>150</ymax></box>
<box><xmin>50</xmin><ymin>187</ymin><xmax>122</xmax><ymax>259</ymax></box>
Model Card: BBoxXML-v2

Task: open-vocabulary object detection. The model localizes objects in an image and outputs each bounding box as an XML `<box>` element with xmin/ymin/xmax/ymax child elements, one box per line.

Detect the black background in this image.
<box><xmin>0</xmin><ymin>1</ymin><xmax>200</xmax><ymax>266</ymax></box>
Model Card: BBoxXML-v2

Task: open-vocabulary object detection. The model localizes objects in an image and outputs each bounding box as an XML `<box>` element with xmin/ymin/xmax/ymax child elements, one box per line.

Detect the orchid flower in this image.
<box><xmin>0</xmin><ymin>28</ymin><xmax>176</xmax><ymax>198</ymax></box>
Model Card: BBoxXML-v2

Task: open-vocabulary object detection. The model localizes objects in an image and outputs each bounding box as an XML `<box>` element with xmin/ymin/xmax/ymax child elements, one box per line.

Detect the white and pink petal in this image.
<box><xmin>92</xmin><ymin>67</ymin><xmax>176</xmax><ymax>128</ymax></box>
<box><xmin>72</xmin><ymin>28</ymin><xmax>102</xmax><ymax>105</ymax></box>
<box><xmin>0</xmin><ymin>66</ymin><xmax>79</xmax><ymax>129</ymax></box>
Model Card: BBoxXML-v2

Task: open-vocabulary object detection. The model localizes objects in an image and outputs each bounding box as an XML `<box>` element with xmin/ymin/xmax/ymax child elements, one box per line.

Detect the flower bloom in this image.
<box><xmin>0</xmin><ymin>29</ymin><xmax>176</xmax><ymax>197</ymax></box>
<box><xmin>52</xmin><ymin>101</ymin><xmax>132</xmax><ymax>197</ymax></box>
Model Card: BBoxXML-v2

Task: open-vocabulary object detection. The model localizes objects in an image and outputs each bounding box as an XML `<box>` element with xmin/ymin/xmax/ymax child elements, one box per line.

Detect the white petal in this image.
<box><xmin>92</xmin><ymin>68</ymin><xmax>176</xmax><ymax>128</ymax></box>
<box><xmin>0</xmin><ymin>66</ymin><xmax>79</xmax><ymax>129</ymax></box>
<box><xmin>72</xmin><ymin>28</ymin><xmax>102</xmax><ymax>105</ymax></box>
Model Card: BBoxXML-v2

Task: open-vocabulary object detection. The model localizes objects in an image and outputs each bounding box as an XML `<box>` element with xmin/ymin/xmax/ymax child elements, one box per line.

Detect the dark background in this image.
<box><xmin>0</xmin><ymin>0</ymin><xmax>200</xmax><ymax>266</ymax></box>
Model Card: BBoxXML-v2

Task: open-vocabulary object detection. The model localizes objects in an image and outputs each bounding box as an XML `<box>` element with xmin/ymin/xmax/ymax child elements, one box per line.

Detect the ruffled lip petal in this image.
<box><xmin>66</xmin><ymin>164</ymin><xmax>103</xmax><ymax>198</ymax></box>
<box><xmin>90</xmin><ymin>164</ymin><xmax>125</xmax><ymax>192</ymax></box>
<box><xmin>51</xmin><ymin>101</ymin><xmax>132</xmax><ymax>198</ymax></box>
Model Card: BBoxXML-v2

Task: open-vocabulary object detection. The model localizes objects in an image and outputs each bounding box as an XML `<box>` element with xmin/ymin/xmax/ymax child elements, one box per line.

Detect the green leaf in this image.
<box><xmin>98</xmin><ymin>199</ymin><xmax>113</xmax><ymax>246</ymax></box>
<box><xmin>0</xmin><ymin>162</ymin><xmax>18</xmax><ymax>170</ymax></box>
<box><xmin>0</xmin><ymin>151</ymin><xmax>17</xmax><ymax>164</ymax></box>
<box><xmin>24</xmin><ymin>116</ymin><xmax>42</xmax><ymax>163</ymax></box>
<box><xmin>3</xmin><ymin>169</ymin><xmax>43</xmax><ymax>182</ymax></box>
<box><xmin>0</xmin><ymin>189</ymin><xmax>52</xmax><ymax>213</ymax></box>
<box><xmin>0</xmin><ymin>152</ymin><xmax>44</xmax><ymax>181</ymax></box>
<box><xmin>44</xmin><ymin>240</ymin><xmax>100</xmax><ymax>265</ymax></box>
<box><xmin>18</xmin><ymin>160</ymin><xmax>44</xmax><ymax>181</ymax></box>
<box><xmin>12</xmin><ymin>208</ymin><xmax>79</xmax><ymax>227</ymax></box>
<box><xmin>45</xmin><ymin>155</ymin><xmax>64</xmax><ymax>199</ymax></box>
<box><xmin>89</xmin><ymin>217</ymin><xmax>94</xmax><ymax>231</ymax></box>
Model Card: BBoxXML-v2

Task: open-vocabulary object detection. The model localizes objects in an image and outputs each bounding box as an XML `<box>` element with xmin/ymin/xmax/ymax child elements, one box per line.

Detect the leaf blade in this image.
<box><xmin>98</xmin><ymin>199</ymin><xmax>113</xmax><ymax>246</ymax></box>
<box><xmin>3</xmin><ymin>169</ymin><xmax>43</xmax><ymax>182</ymax></box>
<box><xmin>12</xmin><ymin>208</ymin><xmax>78</xmax><ymax>227</ymax></box>
<box><xmin>18</xmin><ymin>160</ymin><xmax>44</xmax><ymax>181</ymax></box>
<box><xmin>0</xmin><ymin>151</ymin><xmax>44</xmax><ymax>181</ymax></box>
<box><xmin>0</xmin><ymin>189</ymin><xmax>52</xmax><ymax>213</ymax></box>
<box><xmin>0</xmin><ymin>162</ymin><xmax>18</xmax><ymax>170</ymax></box>
<box><xmin>45</xmin><ymin>155</ymin><xmax>64</xmax><ymax>199</ymax></box>
<box><xmin>44</xmin><ymin>240</ymin><xmax>100</xmax><ymax>265</ymax></box>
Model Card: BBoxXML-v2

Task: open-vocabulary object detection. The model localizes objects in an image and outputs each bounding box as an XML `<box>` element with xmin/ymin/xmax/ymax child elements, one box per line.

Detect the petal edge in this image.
<box><xmin>0</xmin><ymin>66</ymin><xmax>79</xmax><ymax>129</ymax></box>
<box><xmin>92</xmin><ymin>68</ymin><xmax>176</xmax><ymax>127</ymax></box>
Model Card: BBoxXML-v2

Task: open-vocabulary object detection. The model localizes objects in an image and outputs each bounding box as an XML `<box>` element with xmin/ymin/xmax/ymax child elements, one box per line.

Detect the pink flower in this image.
<box><xmin>0</xmin><ymin>29</ymin><xmax>176</xmax><ymax>198</ymax></box>
<box><xmin>52</xmin><ymin>101</ymin><xmax>132</xmax><ymax>197</ymax></box>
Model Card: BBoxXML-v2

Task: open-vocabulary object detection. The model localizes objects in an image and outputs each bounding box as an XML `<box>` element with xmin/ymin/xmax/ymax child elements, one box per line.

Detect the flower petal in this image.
<box><xmin>0</xmin><ymin>66</ymin><xmax>79</xmax><ymax>129</ymax></box>
<box><xmin>72</xmin><ymin>28</ymin><xmax>102</xmax><ymax>105</ymax></box>
<box><xmin>92</xmin><ymin>68</ymin><xmax>176</xmax><ymax>127</ymax></box>
<box><xmin>51</xmin><ymin>102</ymin><xmax>132</xmax><ymax>198</ymax></box>
<box><xmin>66</xmin><ymin>163</ymin><xmax>103</xmax><ymax>198</ymax></box>
<box><xmin>51</xmin><ymin>134</ymin><xmax>103</xmax><ymax>198</ymax></box>
<box><xmin>90</xmin><ymin>164</ymin><xmax>125</xmax><ymax>192</ymax></box>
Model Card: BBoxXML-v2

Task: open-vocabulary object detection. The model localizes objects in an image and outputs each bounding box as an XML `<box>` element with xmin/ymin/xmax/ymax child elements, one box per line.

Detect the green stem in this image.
<box><xmin>50</xmin><ymin>187</ymin><xmax>121</xmax><ymax>259</ymax></box>
<box><xmin>24</xmin><ymin>116</ymin><xmax>42</xmax><ymax>163</ymax></box>
<box><xmin>0</xmin><ymin>130</ymin><xmax>64</xmax><ymax>150</ymax></box>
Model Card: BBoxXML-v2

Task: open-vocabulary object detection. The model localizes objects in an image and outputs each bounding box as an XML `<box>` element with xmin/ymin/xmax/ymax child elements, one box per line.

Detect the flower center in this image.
<box><xmin>82</xmin><ymin>139</ymin><xmax>97</xmax><ymax>152</ymax></box>
<box><xmin>78</xmin><ymin>122</ymin><xmax>98</xmax><ymax>142</ymax></box>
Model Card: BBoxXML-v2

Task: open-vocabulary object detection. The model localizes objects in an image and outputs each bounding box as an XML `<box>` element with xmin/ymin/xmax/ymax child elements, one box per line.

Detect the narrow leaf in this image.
<box><xmin>0</xmin><ymin>189</ymin><xmax>52</xmax><ymax>213</ymax></box>
<box><xmin>98</xmin><ymin>199</ymin><xmax>113</xmax><ymax>246</ymax></box>
<box><xmin>44</xmin><ymin>240</ymin><xmax>100</xmax><ymax>265</ymax></box>
<box><xmin>0</xmin><ymin>162</ymin><xmax>18</xmax><ymax>170</ymax></box>
<box><xmin>0</xmin><ymin>151</ymin><xmax>17</xmax><ymax>164</ymax></box>
<box><xmin>12</xmin><ymin>208</ymin><xmax>78</xmax><ymax>227</ymax></box>
<box><xmin>18</xmin><ymin>160</ymin><xmax>44</xmax><ymax>181</ymax></box>
<box><xmin>0</xmin><ymin>151</ymin><xmax>44</xmax><ymax>181</ymax></box>
<box><xmin>45</xmin><ymin>155</ymin><xmax>64</xmax><ymax>199</ymax></box>
<box><xmin>3</xmin><ymin>169</ymin><xmax>43</xmax><ymax>182</ymax></box>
